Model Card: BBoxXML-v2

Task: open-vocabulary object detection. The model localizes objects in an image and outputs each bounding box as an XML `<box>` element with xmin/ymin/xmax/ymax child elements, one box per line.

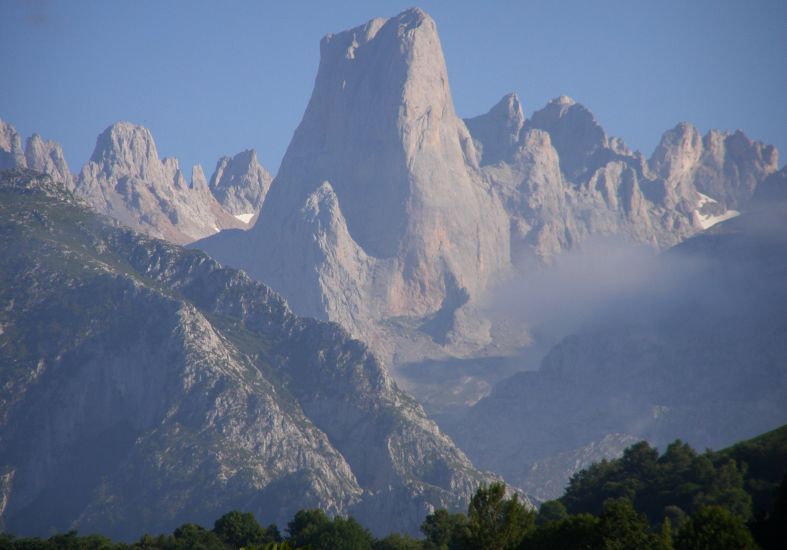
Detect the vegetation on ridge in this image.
<box><xmin>2</xmin><ymin>426</ymin><xmax>784</xmax><ymax>549</ymax></box>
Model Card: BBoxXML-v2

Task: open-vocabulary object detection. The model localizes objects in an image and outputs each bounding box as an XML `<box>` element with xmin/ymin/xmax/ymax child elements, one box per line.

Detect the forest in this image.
<box><xmin>2</xmin><ymin>425</ymin><xmax>784</xmax><ymax>550</ymax></box>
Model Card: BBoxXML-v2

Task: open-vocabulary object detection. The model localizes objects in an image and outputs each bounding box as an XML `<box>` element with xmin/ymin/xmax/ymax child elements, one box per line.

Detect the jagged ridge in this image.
<box><xmin>0</xmin><ymin>169</ymin><xmax>508</xmax><ymax>539</ymax></box>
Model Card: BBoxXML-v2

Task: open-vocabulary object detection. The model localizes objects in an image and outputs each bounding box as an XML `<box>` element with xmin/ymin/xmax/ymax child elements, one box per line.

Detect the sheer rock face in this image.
<box><xmin>0</xmin><ymin>170</ymin><xmax>507</xmax><ymax>539</ymax></box>
<box><xmin>242</xmin><ymin>181</ymin><xmax>376</xmax><ymax>336</ymax></box>
<box><xmin>0</xmin><ymin>121</ymin><xmax>27</xmax><ymax>170</ymax></box>
<box><xmin>200</xmin><ymin>8</ymin><xmax>510</xmax><ymax>343</ymax></box>
<box><xmin>209</xmin><ymin>149</ymin><xmax>272</xmax><ymax>219</ymax></box>
<box><xmin>24</xmin><ymin>134</ymin><xmax>74</xmax><ymax>190</ymax></box>
<box><xmin>76</xmin><ymin>122</ymin><xmax>247</xmax><ymax>244</ymax></box>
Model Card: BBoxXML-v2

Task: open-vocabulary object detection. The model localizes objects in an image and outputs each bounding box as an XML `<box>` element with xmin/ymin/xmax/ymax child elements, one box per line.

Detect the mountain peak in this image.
<box><xmin>202</xmin><ymin>7</ymin><xmax>510</xmax><ymax>344</ymax></box>
<box><xmin>0</xmin><ymin>118</ymin><xmax>27</xmax><ymax>170</ymax></box>
<box><xmin>527</xmin><ymin>97</ymin><xmax>609</xmax><ymax>181</ymax></box>
<box><xmin>89</xmin><ymin>121</ymin><xmax>160</xmax><ymax>178</ymax></box>
<box><xmin>209</xmin><ymin>149</ymin><xmax>271</xmax><ymax>216</ymax></box>
<box><xmin>24</xmin><ymin>132</ymin><xmax>73</xmax><ymax>189</ymax></box>
<box><xmin>649</xmin><ymin>122</ymin><xmax>703</xmax><ymax>181</ymax></box>
<box><xmin>552</xmin><ymin>95</ymin><xmax>576</xmax><ymax>106</ymax></box>
<box><xmin>279</xmin><ymin>5</ymin><xmax>458</xmax><ymax>258</ymax></box>
<box><xmin>191</xmin><ymin>163</ymin><xmax>208</xmax><ymax>191</ymax></box>
<box><xmin>319</xmin><ymin>7</ymin><xmax>436</xmax><ymax>61</ymax></box>
<box><xmin>465</xmin><ymin>92</ymin><xmax>525</xmax><ymax>165</ymax></box>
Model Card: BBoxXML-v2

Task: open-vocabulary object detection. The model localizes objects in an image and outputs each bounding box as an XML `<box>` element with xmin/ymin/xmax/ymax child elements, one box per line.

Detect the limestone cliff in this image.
<box><xmin>0</xmin><ymin>169</ymin><xmax>508</xmax><ymax>538</ymax></box>
<box><xmin>209</xmin><ymin>149</ymin><xmax>272</xmax><ymax>221</ymax></box>
<box><xmin>197</xmin><ymin>8</ymin><xmax>510</xmax><ymax>348</ymax></box>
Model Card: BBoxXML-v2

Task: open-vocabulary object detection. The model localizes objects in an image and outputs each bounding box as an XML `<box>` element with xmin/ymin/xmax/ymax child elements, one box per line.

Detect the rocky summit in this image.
<box><xmin>75</xmin><ymin>122</ymin><xmax>243</xmax><ymax>243</ymax></box>
<box><xmin>195</xmin><ymin>7</ymin><xmax>779</xmax><ymax>374</ymax></box>
<box><xmin>209</xmin><ymin>149</ymin><xmax>272</xmax><ymax>221</ymax></box>
<box><xmin>196</xmin><ymin>8</ymin><xmax>510</xmax><ymax>351</ymax></box>
<box><xmin>471</xmin><ymin>94</ymin><xmax>778</xmax><ymax>264</ymax></box>
<box><xmin>0</xmin><ymin>169</ymin><xmax>509</xmax><ymax>539</ymax></box>
<box><xmin>0</xmin><ymin>119</ymin><xmax>272</xmax><ymax>245</ymax></box>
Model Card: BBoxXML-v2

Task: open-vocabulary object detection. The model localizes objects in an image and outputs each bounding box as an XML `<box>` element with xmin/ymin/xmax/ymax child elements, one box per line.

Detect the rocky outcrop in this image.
<box><xmin>197</xmin><ymin>8</ymin><xmax>510</xmax><ymax>349</ymax></box>
<box><xmin>651</xmin><ymin>123</ymin><xmax>778</xmax><ymax>210</ymax></box>
<box><xmin>526</xmin><ymin>95</ymin><xmax>614</xmax><ymax>183</ymax></box>
<box><xmin>0</xmin><ymin>121</ymin><xmax>26</xmax><ymax>170</ymax></box>
<box><xmin>464</xmin><ymin>92</ymin><xmax>525</xmax><ymax>166</ymax></box>
<box><xmin>0</xmin><ymin>117</ymin><xmax>274</xmax><ymax>245</ymax></box>
<box><xmin>0</xmin><ymin>170</ymin><xmax>508</xmax><ymax>539</ymax></box>
<box><xmin>521</xmin><ymin>434</ymin><xmax>640</xmax><ymax>501</ymax></box>
<box><xmin>467</xmin><ymin>92</ymin><xmax>779</xmax><ymax>263</ymax></box>
<box><xmin>76</xmin><ymin>122</ymin><xmax>248</xmax><ymax>244</ymax></box>
<box><xmin>24</xmin><ymin>134</ymin><xmax>74</xmax><ymax>190</ymax></box>
<box><xmin>209</xmin><ymin>149</ymin><xmax>272</xmax><ymax>221</ymax></box>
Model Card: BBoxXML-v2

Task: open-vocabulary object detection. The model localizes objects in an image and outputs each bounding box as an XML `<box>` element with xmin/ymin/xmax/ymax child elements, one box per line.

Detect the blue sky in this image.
<box><xmin>1</xmin><ymin>0</ymin><xmax>785</xmax><ymax>176</ymax></box>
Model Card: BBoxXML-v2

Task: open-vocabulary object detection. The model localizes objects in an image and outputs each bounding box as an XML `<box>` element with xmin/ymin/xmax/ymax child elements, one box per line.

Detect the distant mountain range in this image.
<box><xmin>1</xmin><ymin>5</ymin><xmax>784</xmax><ymax>537</ymax></box>
<box><xmin>3</xmin><ymin>8</ymin><xmax>779</xmax><ymax>363</ymax></box>
<box><xmin>0</xmin><ymin>119</ymin><xmax>270</xmax><ymax>244</ymax></box>
<box><xmin>192</xmin><ymin>7</ymin><xmax>779</xmax><ymax>364</ymax></box>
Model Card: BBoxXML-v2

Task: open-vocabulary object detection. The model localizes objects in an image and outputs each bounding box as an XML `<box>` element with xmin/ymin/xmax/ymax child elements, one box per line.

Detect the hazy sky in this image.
<box><xmin>2</xmin><ymin>0</ymin><xmax>785</xmax><ymax>176</ymax></box>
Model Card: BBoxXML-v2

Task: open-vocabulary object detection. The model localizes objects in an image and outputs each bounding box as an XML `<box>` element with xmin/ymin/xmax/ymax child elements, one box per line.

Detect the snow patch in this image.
<box><xmin>694</xmin><ymin>192</ymin><xmax>739</xmax><ymax>230</ymax></box>
<box><xmin>234</xmin><ymin>213</ymin><xmax>255</xmax><ymax>224</ymax></box>
<box><xmin>698</xmin><ymin>209</ymin><xmax>739</xmax><ymax>230</ymax></box>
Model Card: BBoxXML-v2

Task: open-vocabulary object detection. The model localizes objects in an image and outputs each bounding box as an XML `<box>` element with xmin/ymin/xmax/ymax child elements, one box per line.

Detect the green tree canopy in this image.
<box><xmin>420</xmin><ymin>508</ymin><xmax>468</xmax><ymax>550</ymax></box>
<box><xmin>463</xmin><ymin>482</ymin><xmax>534</xmax><ymax>550</ymax></box>
<box><xmin>674</xmin><ymin>506</ymin><xmax>757</xmax><ymax>550</ymax></box>
<box><xmin>287</xmin><ymin>509</ymin><xmax>372</xmax><ymax>550</ymax></box>
<box><xmin>536</xmin><ymin>500</ymin><xmax>568</xmax><ymax>525</ymax></box>
<box><xmin>213</xmin><ymin>511</ymin><xmax>279</xmax><ymax>548</ymax></box>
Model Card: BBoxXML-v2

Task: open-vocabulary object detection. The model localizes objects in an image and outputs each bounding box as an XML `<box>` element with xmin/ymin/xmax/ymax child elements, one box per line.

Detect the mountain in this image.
<box><xmin>75</xmin><ymin>122</ymin><xmax>251</xmax><ymax>244</ymax></box>
<box><xmin>468</xmin><ymin>94</ymin><xmax>778</xmax><ymax>264</ymax></box>
<box><xmin>0</xmin><ymin>121</ymin><xmax>26</xmax><ymax>170</ymax></box>
<box><xmin>449</xmin><ymin>177</ymin><xmax>787</xmax><ymax>500</ymax></box>
<box><xmin>0</xmin><ymin>119</ymin><xmax>274</xmax><ymax>245</ymax></box>
<box><xmin>1</xmin><ymin>121</ymin><xmax>75</xmax><ymax>192</ymax></box>
<box><xmin>194</xmin><ymin>8</ymin><xmax>780</xmax><ymax>386</ymax></box>
<box><xmin>196</xmin><ymin>8</ymin><xmax>510</xmax><ymax>350</ymax></box>
<box><xmin>209</xmin><ymin>150</ymin><xmax>272</xmax><ymax>223</ymax></box>
<box><xmin>0</xmin><ymin>169</ymin><xmax>510</xmax><ymax>539</ymax></box>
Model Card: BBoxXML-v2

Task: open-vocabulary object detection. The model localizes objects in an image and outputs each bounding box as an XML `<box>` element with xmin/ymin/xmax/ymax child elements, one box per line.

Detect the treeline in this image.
<box><xmin>2</xmin><ymin>427</ymin><xmax>785</xmax><ymax>550</ymax></box>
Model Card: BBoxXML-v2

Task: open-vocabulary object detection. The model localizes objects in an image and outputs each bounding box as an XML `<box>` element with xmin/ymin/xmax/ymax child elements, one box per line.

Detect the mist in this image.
<box><xmin>481</xmin><ymin>236</ymin><xmax>710</xmax><ymax>361</ymax></box>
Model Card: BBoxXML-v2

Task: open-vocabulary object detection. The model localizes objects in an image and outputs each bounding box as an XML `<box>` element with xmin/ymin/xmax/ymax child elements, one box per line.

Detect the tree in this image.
<box><xmin>521</xmin><ymin>513</ymin><xmax>601</xmax><ymax>550</ymax></box>
<box><xmin>692</xmin><ymin>460</ymin><xmax>751</xmax><ymax>520</ymax></box>
<box><xmin>750</xmin><ymin>474</ymin><xmax>787</xmax><ymax>549</ymax></box>
<box><xmin>287</xmin><ymin>508</ymin><xmax>330</xmax><ymax>544</ymax></box>
<box><xmin>597</xmin><ymin>498</ymin><xmax>657</xmax><ymax>549</ymax></box>
<box><xmin>536</xmin><ymin>500</ymin><xmax>568</xmax><ymax>525</ymax></box>
<box><xmin>674</xmin><ymin>506</ymin><xmax>757</xmax><ymax>550</ymax></box>
<box><xmin>213</xmin><ymin>511</ymin><xmax>276</xmax><ymax>548</ymax></box>
<box><xmin>658</xmin><ymin>517</ymin><xmax>674</xmax><ymax>550</ymax></box>
<box><xmin>373</xmin><ymin>532</ymin><xmax>423</xmax><ymax>550</ymax></box>
<box><xmin>287</xmin><ymin>510</ymin><xmax>373</xmax><ymax>550</ymax></box>
<box><xmin>420</xmin><ymin>508</ymin><xmax>468</xmax><ymax>550</ymax></box>
<box><xmin>170</xmin><ymin>523</ymin><xmax>226</xmax><ymax>549</ymax></box>
<box><xmin>464</xmin><ymin>483</ymin><xmax>534</xmax><ymax>550</ymax></box>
